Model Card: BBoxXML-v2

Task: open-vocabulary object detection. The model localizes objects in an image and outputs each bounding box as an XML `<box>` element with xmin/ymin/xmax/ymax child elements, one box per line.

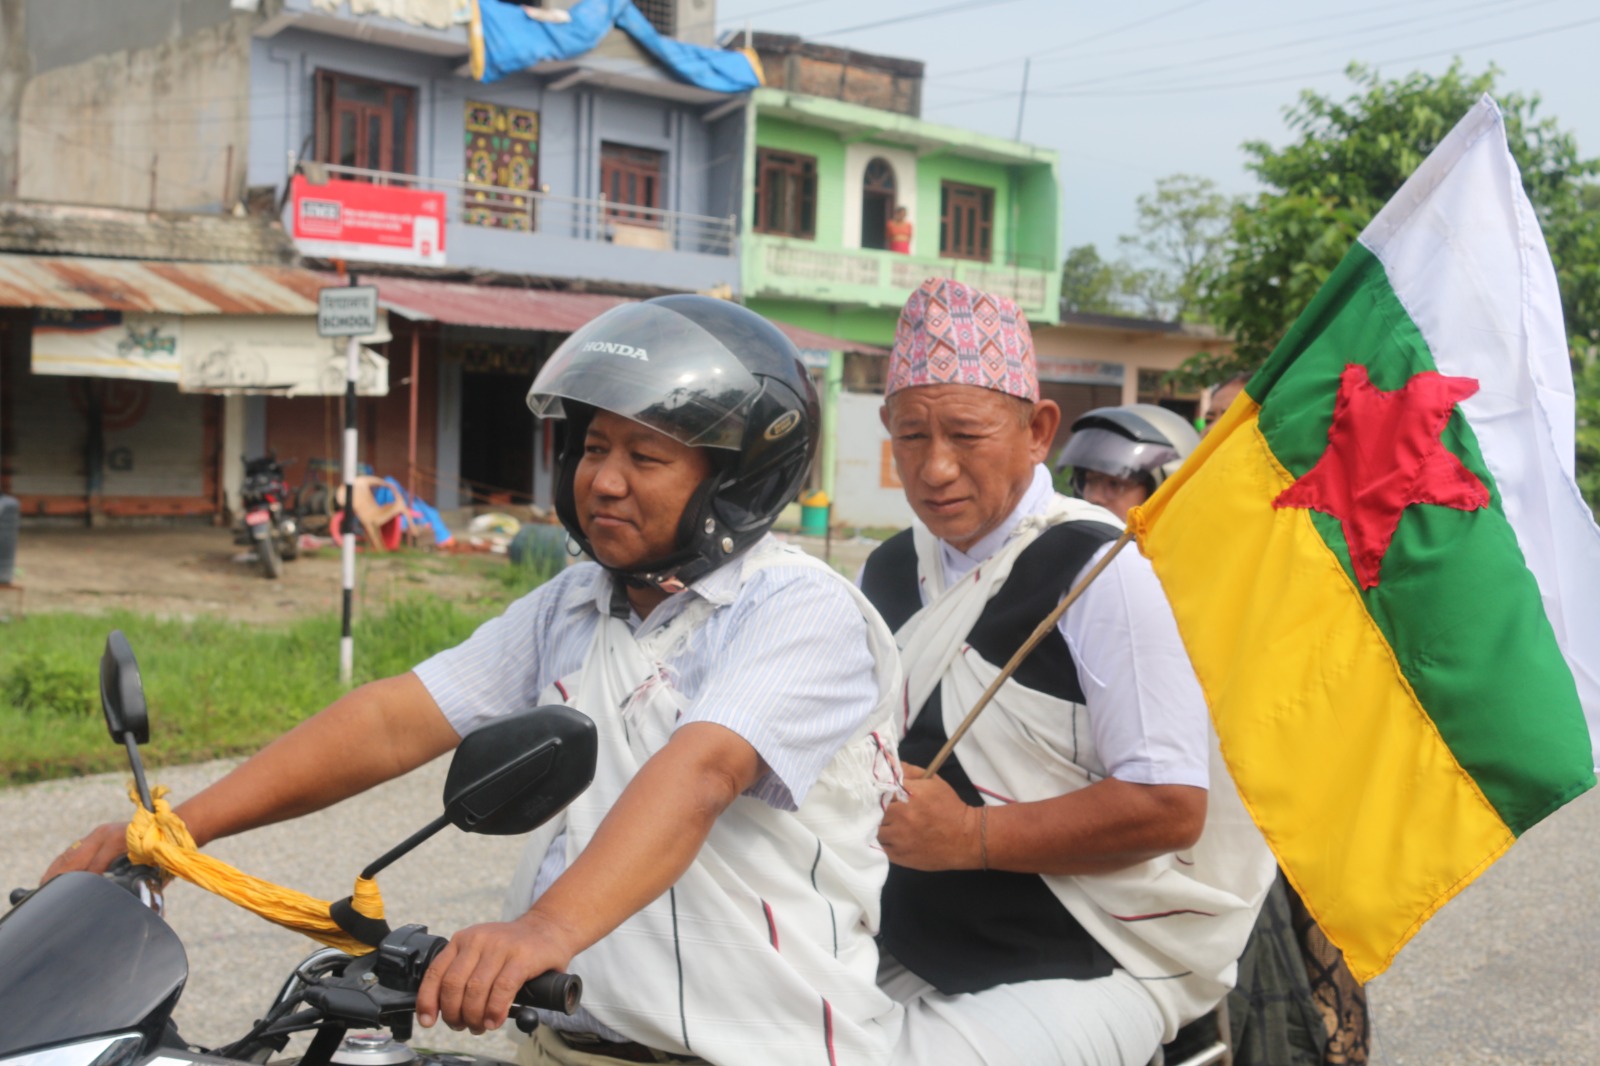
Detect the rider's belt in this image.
<box><xmin>551</xmin><ymin>1030</ymin><xmax>707</xmax><ymax>1064</ymax></box>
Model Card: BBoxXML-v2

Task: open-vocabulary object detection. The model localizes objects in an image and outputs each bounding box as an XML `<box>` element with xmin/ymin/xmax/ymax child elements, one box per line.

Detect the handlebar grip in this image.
<box><xmin>518</xmin><ymin>970</ymin><xmax>583</xmax><ymax>1015</ymax></box>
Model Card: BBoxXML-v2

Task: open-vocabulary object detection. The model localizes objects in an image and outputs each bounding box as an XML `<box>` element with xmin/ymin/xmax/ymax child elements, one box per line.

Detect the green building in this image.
<box><xmin>727</xmin><ymin>50</ymin><xmax>1061</xmax><ymax>526</ymax></box>
<box><xmin>740</xmin><ymin>88</ymin><xmax>1062</xmax><ymax>349</ymax></box>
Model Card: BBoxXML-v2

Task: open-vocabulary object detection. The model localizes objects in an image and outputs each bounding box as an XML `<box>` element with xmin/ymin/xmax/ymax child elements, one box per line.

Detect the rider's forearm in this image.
<box><xmin>519</xmin><ymin>721</ymin><xmax>761</xmax><ymax>960</ymax></box>
<box><xmin>987</xmin><ymin>778</ymin><xmax>1207</xmax><ymax>876</ymax></box>
<box><xmin>174</xmin><ymin>672</ymin><xmax>459</xmax><ymax>848</ymax></box>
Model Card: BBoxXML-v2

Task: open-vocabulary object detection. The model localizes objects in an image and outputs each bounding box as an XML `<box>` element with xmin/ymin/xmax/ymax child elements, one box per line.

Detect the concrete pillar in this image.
<box><xmin>0</xmin><ymin>0</ymin><xmax>30</xmax><ymax>198</ymax></box>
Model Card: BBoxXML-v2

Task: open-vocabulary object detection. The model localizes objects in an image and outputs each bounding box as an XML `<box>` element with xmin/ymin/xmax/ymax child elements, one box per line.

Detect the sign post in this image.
<box><xmin>318</xmin><ymin>283</ymin><xmax>379</xmax><ymax>684</ymax></box>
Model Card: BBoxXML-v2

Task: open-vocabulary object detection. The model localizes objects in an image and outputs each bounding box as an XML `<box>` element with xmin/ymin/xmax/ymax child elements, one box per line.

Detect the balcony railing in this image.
<box><xmin>293</xmin><ymin>161</ymin><xmax>738</xmax><ymax>257</ymax></box>
<box><xmin>750</xmin><ymin>235</ymin><xmax>1056</xmax><ymax>313</ymax></box>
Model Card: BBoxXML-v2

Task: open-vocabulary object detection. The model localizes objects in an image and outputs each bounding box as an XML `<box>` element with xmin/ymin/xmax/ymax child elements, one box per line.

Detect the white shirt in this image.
<box><xmin>927</xmin><ymin>465</ymin><xmax>1209</xmax><ymax>789</ymax></box>
<box><xmin>415</xmin><ymin>537</ymin><xmax>885</xmax><ymax>1041</ymax></box>
<box><xmin>416</xmin><ymin>534</ymin><xmax>881</xmax><ymax>808</ymax></box>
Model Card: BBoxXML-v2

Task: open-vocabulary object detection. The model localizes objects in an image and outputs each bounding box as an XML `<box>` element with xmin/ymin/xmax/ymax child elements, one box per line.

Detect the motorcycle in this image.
<box><xmin>0</xmin><ymin>631</ymin><xmax>597</xmax><ymax>1066</ymax></box>
<box><xmin>237</xmin><ymin>455</ymin><xmax>300</xmax><ymax>579</ymax></box>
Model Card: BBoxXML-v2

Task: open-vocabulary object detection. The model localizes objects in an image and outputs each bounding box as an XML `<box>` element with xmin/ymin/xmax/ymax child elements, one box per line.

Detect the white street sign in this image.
<box><xmin>318</xmin><ymin>286</ymin><xmax>379</xmax><ymax>338</ymax></box>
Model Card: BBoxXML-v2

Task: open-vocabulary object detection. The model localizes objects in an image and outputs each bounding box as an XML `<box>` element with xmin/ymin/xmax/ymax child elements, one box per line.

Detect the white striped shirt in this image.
<box><xmin>414</xmin><ymin>538</ymin><xmax>884</xmax><ymax>1041</ymax></box>
<box><xmin>414</xmin><ymin>535</ymin><xmax>882</xmax><ymax>808</ymax></box>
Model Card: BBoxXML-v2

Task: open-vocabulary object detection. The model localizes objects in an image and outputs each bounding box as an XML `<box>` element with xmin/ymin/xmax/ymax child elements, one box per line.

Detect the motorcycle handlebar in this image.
<box><xmin>520</xmin><ymin>970</ymin><xmax>583</xmax><ymax>1015</ymax></box>
<box><xmin>8</xmin><ymin>859</ymin><xmax>166</xmax><ymax>910</ymax></box>
<box><xmin>512</xmin><ymin>970</ymin><xmax>583</xmax><ymax>1035</ymax></box>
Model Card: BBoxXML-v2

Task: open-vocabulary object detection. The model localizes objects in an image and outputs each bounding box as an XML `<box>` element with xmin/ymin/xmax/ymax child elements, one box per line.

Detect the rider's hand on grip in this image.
<box><xmin>512</xmin><ymin>970</ymin><xmax>582</xmax><ymax>1034</ymax></box>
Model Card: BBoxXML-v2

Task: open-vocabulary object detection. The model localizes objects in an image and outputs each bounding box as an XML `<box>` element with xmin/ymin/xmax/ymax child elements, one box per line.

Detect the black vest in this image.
<box><xmin>860</xmin><ymin>521</ymin><xmax>1121</xmax><ymax>994</ymax></box>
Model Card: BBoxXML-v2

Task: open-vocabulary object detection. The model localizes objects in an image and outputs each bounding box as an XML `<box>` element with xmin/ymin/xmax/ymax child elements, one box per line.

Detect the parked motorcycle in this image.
<box><xmin>237</xmin><ymin>455</ymin><xmax>300</xmax><ymax>579</ymax></box>
<box><xmin>1</xmin><ymin>631</ymin><xmax>597</xmax><ymax>1066</ymax></box>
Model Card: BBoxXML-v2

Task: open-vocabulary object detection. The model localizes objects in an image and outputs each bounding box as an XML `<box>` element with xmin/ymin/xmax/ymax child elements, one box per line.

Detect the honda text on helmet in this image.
<box><xmin>1056</xmin><ymin>403</ymin><xmax>1201</xmax><ymax>502</ymax></box>
<box><xmin>527</xmin><ymin>295</ymin><xmax>820</xmax><ymax>590</ymax></box>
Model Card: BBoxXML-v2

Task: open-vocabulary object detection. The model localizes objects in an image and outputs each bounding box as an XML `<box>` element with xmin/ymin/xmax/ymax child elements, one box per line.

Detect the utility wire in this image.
<box><xmin>926</xmin><ymin>0</ymin><xmax>1524</xmax><ymax>100</ymax></box>
<box><xmin>1027</xmin><ymin>0</ymin><xmax>1534</xmax><ymax>96</ymax></box>
<box><xmin>1041</xmin><ymin>11</ymin><xmax>1600</xmax><ymax>99</ymax></box>
<box><xmin>923</xmin><ymin>7</ymin><xmax>1600</xmax><ymax>110</ymax></box>
<box><xmin>806</xmin><ymin>0</ymin><xmax>1028</xmax><ymax>41</ymax></box>
<box><xmin>1019</xmin><ymin>0</ymin><xmax>1464</xmax><ymax>69</ymax></box>
<box><xmin>934</xmin><ymin>0</ymin><xmax>1212</xmax><ymax>81</ymax></box>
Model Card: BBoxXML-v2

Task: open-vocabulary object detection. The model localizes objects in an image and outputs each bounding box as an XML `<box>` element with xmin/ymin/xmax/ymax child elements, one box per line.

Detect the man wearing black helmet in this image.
<box><xmin>45</xmin><ymin>296</ymin><xmax>907</xmax><ymax>1064</ymax></box>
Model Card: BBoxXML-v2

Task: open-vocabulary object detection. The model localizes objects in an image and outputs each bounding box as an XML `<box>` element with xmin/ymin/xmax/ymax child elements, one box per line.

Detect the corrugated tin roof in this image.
<box><xmin>367</xmin><ymin>275</ymin><xmax>888</xmax><ymax>354</ymax></box>
<box><xmin>0</xmin><ymin>256</ymin><xmax>891</xmax><ymax>355</ymax></box>
<box><xmin>0</xmin><ymin>254</ymin><xmax>327</xmax><ymax>314</ymax></box>
<box><xmin>368</xmin><ymin>275</ymin><xmax>636</xmax><ymax>333</ymax></box>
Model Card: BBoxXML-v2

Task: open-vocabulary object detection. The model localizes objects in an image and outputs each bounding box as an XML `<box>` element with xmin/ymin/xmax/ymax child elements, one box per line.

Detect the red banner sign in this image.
<box><xmin>290</xmin><ymin>175</ymin><xmax>447</xmax><ymax>267</ymax></box>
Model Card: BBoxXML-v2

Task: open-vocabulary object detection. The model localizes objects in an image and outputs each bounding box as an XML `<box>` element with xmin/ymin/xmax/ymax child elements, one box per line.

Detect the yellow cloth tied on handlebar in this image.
<box><xmin>126</xmin><ymin>785</ymin><xmax>385</xmax><ymax>956</ymax></box>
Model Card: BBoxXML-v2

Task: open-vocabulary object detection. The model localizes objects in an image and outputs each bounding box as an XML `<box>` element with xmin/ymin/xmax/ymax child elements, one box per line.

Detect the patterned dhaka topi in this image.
<box><xmin>886</xmin><ymin>277</ymin><xmax>1038</xmax><ymax>402</ymax></box>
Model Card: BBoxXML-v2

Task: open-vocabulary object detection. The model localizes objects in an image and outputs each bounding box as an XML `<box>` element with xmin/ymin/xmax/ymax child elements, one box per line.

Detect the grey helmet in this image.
<box><xmin>527</xmin><ymin>295</ymin><xmax>819</xmax><ymax>591</ymax></box>
<box><xmin>1056</xmin><ymin>403</ymin><xmax>1200</xmax><ymax>496</ymax></box>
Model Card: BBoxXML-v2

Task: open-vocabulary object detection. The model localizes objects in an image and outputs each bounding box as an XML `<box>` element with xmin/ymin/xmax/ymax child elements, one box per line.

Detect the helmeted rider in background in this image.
<box><xmin>45</xmin><ymin>296</ymin><xmax>906</xmax><ymax>1066</ymax></box>
<box><xmin>1054</xmin><ymin>403</ymin><xmax>1200</xmax><ymax>522</ymax></box>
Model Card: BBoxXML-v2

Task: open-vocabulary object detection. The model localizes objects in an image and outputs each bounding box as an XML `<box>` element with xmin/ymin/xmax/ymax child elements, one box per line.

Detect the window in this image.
<box><xmin>861</xmin><ymin>157</ymin><xmax>896</xmax><ymax>250</ymax></box>
<box><xmin>755</xmin><ymin>148</ymin><xmax>817</xmax><ymax>240</ymax></box>
<box><xmin>464</xmin><ymin>100</ymin><xmax>540</xmax><ymax>230</ymax></box>
<box><xmin>314</xmin><ymin>71</ymin><xmax>417</xmax><ymax>174</ymax></box>
<box><xmin>632</xmin><ymin>0</ymin><xmax>676</xmax><ymax>36</ymax></box>
<box><xmin>940</xmin><ymin>181</ymin><xmax>994</xmax><ymax>261</ymax></box>
<box><xmin>600</xmin><ymin>143</ymin><xmax>665</xmax><ymax>226</ymax></box>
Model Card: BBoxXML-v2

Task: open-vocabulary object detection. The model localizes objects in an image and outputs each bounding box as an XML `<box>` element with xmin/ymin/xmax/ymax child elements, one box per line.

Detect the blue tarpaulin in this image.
<box><xmin>472</xmin><ymin>0</ymin><xmax>762</xmax><ymax>91</ymax></box>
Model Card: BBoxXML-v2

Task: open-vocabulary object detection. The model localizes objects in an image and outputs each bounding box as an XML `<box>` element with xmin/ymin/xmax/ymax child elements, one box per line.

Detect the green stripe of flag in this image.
<box><xmin>1246</xmin><ymin>242</ymin><xmax>1593</xmax><ymax>834</ymax></box>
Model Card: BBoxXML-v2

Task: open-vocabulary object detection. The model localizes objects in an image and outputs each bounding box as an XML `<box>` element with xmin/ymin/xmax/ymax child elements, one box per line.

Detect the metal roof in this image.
<box><xmin>366</xmin><ymin>275</ymin><xmax>888</xmax><ymax>354</ymax></box>
<box><xmin>0</xmin><ymin>254</ymin><xmax>327</xmax><ymax>314</ymax></box>
<box><xmin>368</xmin><ymin>276</ymin><xmax>637</xmax><ymax>333</ymax></box>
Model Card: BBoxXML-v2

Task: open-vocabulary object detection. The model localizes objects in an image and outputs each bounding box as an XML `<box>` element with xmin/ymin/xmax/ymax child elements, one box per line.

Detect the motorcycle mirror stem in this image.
<box><xmin>100</xmin><ymin>630</ymin><xmax>155</xmax><ymax>812</ymax></box>
<box><xmin>357</xmin><ymin>704</ymin><xmax>599</xmax><ymax>879</ymax></box>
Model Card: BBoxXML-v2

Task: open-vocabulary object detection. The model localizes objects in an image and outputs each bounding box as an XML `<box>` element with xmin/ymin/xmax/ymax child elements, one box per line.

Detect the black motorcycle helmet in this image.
<box><xmin>526</xmin><ymin>294</ymin><xmax>819</xmax><ymax>590</ymax></box>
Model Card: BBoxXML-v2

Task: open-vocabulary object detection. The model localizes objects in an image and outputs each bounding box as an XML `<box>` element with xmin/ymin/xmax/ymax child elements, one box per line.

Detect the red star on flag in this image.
<box><xmin>1274</xmin><ymin>364</ymin><xmax>1490</xmax><ymax>589</ymax></box>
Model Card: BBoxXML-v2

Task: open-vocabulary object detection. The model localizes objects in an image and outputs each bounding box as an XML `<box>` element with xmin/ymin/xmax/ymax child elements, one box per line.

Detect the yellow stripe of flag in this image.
<box><xmin>1133</xmin><ymin>401</ymin><xmax>1512</xmax><ymax>980</ymax></box>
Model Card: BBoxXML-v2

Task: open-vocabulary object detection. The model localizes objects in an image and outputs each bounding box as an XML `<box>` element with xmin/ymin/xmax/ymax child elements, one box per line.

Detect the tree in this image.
<box><xmin>1188</xmin><ymin>62</ymin><xmax>1600</xmax><ymax>509</ymax></box>
<box><xmin>1060</xmin><ymin>243</ymin><xmax>1122</xmax><ymax>314</ymax></box>
<box><xmin>1194</xmin><ymin>62</ymin><xmax>1600</xmax><ymax>378</ymax></box>
<box><xmin>1118</xmin><ymin>173</ymin><xmax>1234</xmax><ymax>322</ymax></box>
<box><xmin>1575</xmin><ymin>347</ymin><xmax>1600</xmax><ymax>507</ymax></box>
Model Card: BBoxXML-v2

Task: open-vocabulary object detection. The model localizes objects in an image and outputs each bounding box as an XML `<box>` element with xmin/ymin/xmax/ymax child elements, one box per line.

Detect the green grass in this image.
<box><xmin>0</xmin><ymin>557</ymin><xmax>560</xmax><ymax>786</ymax></box>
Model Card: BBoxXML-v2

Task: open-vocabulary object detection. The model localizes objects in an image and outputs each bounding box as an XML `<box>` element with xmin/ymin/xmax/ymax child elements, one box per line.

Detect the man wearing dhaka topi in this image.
<box><xmin>862</xmin><ymin>277</ymin><xmax>1275</xmax><ymax>1066</ymax></box>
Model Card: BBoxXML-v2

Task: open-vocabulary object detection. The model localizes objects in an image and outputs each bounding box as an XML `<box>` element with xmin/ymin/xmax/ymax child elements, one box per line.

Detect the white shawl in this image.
<box><xmin>504</xmin><ymin>541</ymin><xmax>906</xmax><ymax>1064</ymax></box>
<box><xmin>897</xmin><ymin>497</ymin><xmax>1275</xmax><ymax>1040</ymax></box>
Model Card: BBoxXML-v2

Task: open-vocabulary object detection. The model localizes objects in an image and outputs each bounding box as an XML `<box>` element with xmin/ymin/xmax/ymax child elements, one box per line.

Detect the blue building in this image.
<box><xmin>250</xmin><ymin>0</ymin><xmax>746</xmax><ymax>295</ymax></box>
<box><xmin>2</xmin><ymin>0</ymin><xmax>769</xmax><ymax>515</ymax></box>
<box><xmin>246</xmin><ymin>0</ymin><xmax>757</xmax><ymax>509</ymax></box>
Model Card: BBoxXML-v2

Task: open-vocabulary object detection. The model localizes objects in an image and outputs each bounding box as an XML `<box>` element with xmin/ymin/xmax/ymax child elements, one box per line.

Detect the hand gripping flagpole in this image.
<box><xmin>923</xmin><ymin>527</ymin><xmax>1135</xmax><ymax>778</ymax></box>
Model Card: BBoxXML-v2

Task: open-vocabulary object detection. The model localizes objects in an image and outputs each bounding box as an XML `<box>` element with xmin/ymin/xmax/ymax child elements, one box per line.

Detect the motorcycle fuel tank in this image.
<box><xmin>0</xmin><ymin>872</ymin><xmax>188</xmax><ymax>1055</ymax></box>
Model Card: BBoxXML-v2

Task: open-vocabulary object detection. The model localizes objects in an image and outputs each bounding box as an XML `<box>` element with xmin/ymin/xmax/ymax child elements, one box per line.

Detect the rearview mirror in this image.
<box><xmin>443</xmin><ymin>706</ymin><xmax>597</xmax><ymax>836</ymax></box>
<box><xmin>100</xmin><ymin>630</ymin><xmax>148</xmax><ymax>745</ymax></box>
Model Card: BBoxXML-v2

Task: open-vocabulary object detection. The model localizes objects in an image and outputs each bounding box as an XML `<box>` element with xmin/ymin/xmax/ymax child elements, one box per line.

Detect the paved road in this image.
<box><xmin>4</xmin><ymin>758</ymin><xmax>1596</xmax><ymax>1063</ymax></box>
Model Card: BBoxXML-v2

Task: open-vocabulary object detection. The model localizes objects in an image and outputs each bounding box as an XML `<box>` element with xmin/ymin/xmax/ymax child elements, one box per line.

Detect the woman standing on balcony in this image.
<box><xmin>886</xmin><ymin>206</ymin><xmax>913</xmax><ymax>254</ymax></box>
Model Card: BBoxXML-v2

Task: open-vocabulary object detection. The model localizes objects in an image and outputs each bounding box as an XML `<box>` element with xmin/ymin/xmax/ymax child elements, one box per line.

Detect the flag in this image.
<box><xmin>1128</xmin><ymin>95</ymin><xmax>1599</xmax><ymax>983</ymax></box>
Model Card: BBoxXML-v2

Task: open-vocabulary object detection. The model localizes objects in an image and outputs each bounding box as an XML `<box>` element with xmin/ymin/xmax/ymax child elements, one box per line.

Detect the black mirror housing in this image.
<box><xmin>443</xmin><ymin>706</ymin><xmax>597</xmax><ymax>837</ymax></box>
<box><xmin>100</xmin><ymin>630</ymin><xmax>149</xmax><ymax>745</ymax></box>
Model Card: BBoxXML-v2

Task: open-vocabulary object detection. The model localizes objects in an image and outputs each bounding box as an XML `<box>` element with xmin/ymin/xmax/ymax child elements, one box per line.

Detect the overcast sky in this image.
<box><xmin>716</xmin><ymin>0</ymin><xmax>1600</xmax><ymax>263</ymax></box>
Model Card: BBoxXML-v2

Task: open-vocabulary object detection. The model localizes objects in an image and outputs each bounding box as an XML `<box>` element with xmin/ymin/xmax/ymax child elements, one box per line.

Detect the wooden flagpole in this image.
<box><xmin>923</xmin><ymin>528</ymin><xmax>1135</xmax><ymax>777</ymax></box>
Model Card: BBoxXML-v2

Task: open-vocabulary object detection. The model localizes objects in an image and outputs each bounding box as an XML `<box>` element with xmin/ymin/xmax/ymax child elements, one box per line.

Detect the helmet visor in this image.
<box><xmin>1056</xmin><ymin>426</ymin><xmax>1180</xmax><ymax>480</ymax></box>
<box><xmin>527</xmin><ymin>302</ymin><xmax>761</xmax><ymax>450</ymax></box>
